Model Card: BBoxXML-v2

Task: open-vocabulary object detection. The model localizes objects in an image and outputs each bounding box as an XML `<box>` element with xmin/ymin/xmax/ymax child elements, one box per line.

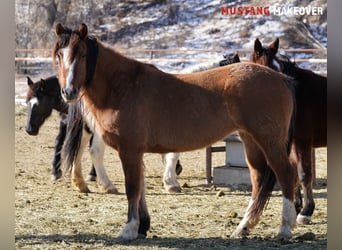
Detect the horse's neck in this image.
<box><xmin>84</xmin><ymin>44</ymin><xmax>137</xmax><ymax>109</ymax></box>
<box><xmin>54</xmin><ymin>96</ymin><xmax>69</xmax><ymax>114</ymax></box>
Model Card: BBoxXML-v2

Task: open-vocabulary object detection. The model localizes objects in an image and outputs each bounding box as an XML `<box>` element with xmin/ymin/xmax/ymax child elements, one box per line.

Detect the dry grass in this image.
<box><xmin>15</xmin><ymin>105</ymin><xmax>327</xmax><ymax>249</ymax></box>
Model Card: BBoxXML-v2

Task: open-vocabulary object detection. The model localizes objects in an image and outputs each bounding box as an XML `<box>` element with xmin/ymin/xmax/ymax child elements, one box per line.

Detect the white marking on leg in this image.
<box><xmin>118</xmin><ymin>218</ymin><xmax>139</xmax><ymax>240</ymax></box>
<box><xmin>89</xmin><ymin>130</ymin><xmax>118</xmax><ymax>194</ymax></box>
<box><xmin>163</xmin><ymin>153</ymin><xmax>181</xmax><ymax>192</ymax></box>
<box><xmin>232</xmin><ymin>198</ymin><xmax>258</xmax><ymax>237</ymax></box>
<box><xmin>296</xmin><ymin>185</ymin><xmax>311</xmax><ymax>224</ymax></box>
<box><xmin>296</xmin><ymin>213</ymin><xmax>311</xmax><ymax>224</ymax></box>
<box><xmin>277</xmin><ymin>196</ymin><xmax>296</xmax><ymax>239</ymax></box>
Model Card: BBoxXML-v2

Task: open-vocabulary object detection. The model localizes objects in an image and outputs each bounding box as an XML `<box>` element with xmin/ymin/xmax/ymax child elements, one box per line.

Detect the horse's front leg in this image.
<box><xmin>162</xmin><ymin>152</ymin><xmax>181</xmax><ymax>193</ymax></box>
<box><xmin>118</xmin><ymin>151</ymin><xmax>150</xmax><ymax>240</ymax></box>
<box><xmin>89</xmin><ymin>131</ymin><xmax>118</xmax><ymax>194</ymax></box>
<box><xmin>294</xmin><ymin>143</ymin><xmax>315</xmax><ymax>224</ymax></box>
<box><xmin>51</xmin><ymin>116</ymin><xmax>67</xmax><ymax>181</ymax></box>
<box><xmin>71</xmin><ymin>127</ymin><xmax>92</xmax><ymax>193</ymax></box>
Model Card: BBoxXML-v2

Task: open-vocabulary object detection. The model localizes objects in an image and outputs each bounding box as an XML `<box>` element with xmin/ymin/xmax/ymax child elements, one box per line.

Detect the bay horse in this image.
<box><xmin>251</xmin><ymin>38</ymin><xmax>327</xmax><ymax>224</ymax></box>
<box><xmin>53</xmin><ymin>23</ymin><xmax>298</xmax><ymax>240</ymax></box>
<box><xmin>25</xmin><ymin>76</ymin><xmax>183</xmax><ymax>193</ymax></box>
<box><xmin>25</xmin><ymin>76</ymin><xmax>118</xmax><ymax>193</ymax></box>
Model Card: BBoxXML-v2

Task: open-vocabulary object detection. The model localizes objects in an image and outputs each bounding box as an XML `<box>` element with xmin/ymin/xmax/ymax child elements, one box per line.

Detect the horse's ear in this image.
<box><xmin>233</xmin><ymin>53</ymin><xmax>240</xmax><ymax>63</ymax></box>
<box><xmin>269</xmin><ymin>38</ymin><xmax>279</xmax><ymax>55</ymax></box>
<box><xmin>254</xmin><ymin>38</ymin><xmax>263</xmax><ymax>54</ymax></box>
<box><xmin>27</xmin><ymin>76</ymin><xmax>34</xmax><ymax>87</ymax></box>
<box><xmin>78</xmin><ymin>23</ymin><xmax>88</xmax><ymax>40</ymax></box>
<box><xmin>40</xmin><ymin>79</ymin><xmax>46</xmax><ymax>91</ymax></box>
<box><xmin>55</xmin><ymin>23</ymin><xmax>64</xmax><ymax>36</ymax></box>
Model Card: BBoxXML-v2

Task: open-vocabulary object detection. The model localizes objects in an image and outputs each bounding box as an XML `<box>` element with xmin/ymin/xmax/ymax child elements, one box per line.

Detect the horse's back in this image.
<box><xmin>141</xmin><ymin>62</ymin><xmax>295</xmax><ymax>152</ymax></box>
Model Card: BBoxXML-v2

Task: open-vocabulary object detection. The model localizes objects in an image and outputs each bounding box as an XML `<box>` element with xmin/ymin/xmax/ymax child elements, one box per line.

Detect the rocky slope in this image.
<box><xmin>15</xmin><ymin>0</ymin><xmax>327</xmax><ymax>74</ymax></box>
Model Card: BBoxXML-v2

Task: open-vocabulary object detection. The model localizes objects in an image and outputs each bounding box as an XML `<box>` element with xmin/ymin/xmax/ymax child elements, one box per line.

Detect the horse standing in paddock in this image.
<box><xmin>25</xmin><ymin>76</ymin><xmax>118</xmax><ymax>193</ymax></box>
<box><xmin>26</xmin><ymin>76</ymin><xmax>183</xmax><ymax>193</ymax></box>
<box><xmin>25</xmin><ymin>76</ymin><xmax>96</xmax><ymax>181</ymax></box>
<box><xmin>53</xmin><ymin>23</ymin><xmax>298</xmax><ymax>240</ymax></box>
<box><xmin>251</xmin><ymin>38</ymin><xmax>327</xmax><ymax>224</ymax></box>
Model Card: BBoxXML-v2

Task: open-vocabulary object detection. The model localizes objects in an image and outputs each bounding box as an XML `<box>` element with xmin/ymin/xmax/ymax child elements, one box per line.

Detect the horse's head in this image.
<box><xmin>53</xmin><ymin>23</ymin><xmax>95</xmax><ymax>103</ymax></box>
<box><xmin>25</xmin><ymin>77</ymin><xmax>58</xmax><ymax>135</ymax></box>
<box><xmin>251</xmin><ymin>38</ymin><xmax>284</xmax><ymax>72</ymax></box>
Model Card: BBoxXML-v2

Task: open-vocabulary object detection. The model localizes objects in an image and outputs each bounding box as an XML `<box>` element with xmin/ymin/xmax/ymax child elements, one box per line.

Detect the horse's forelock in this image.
<box><xmin>53</xmin><ymin>27</ymin><xmax>81</xmax><ymax>65</ymax></box>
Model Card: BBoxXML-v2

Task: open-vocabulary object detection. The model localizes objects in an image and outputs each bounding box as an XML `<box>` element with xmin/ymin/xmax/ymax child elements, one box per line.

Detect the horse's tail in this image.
<box><xmin>249</xmin><ymin>77</ymin><xmax>297</xmax><ymax>219</ymax></box>
<box><xmin>62</xmin><ymin>101</ymin><xmax>84</xmax><ymax>174</ymax></box>
<box><xmin>249</xmin><ymin>165</ymin><xmax>277</xmax><ymax>220</ymax></box>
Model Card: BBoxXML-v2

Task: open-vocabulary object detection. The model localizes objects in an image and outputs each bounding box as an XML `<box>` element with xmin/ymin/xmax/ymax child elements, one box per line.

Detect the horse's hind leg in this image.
<box><xmin>293</xmin><ymin>143</ymin><xmax>315</xmax><ymax>224</ymax></box>
<box><xmin>163</xmin><ymin>152</ymin><xmax>181</xmax><ymax>193</ymax></box>
<box><xmin>258</xmin><ymin>137</ymin><xmax>297</xmax><ymax>239</ymax></box>
<box><xmin>118</xmin><ymin>150</ymin><xmax>150</xmax><ymax>240</ymax></box>
<box><xmin>51</xmin><ymin>117</ymin><xmax>67</xmax><ymax>181</ymax></box>
<box><xmin>89</xmin><ymin>131</ymin><xmax>118</xmax><ymax>194</ymax></box>
<box><xmin>232</xmin><ymin>132</ymin><xmax>274</xmax><ymax>237</ymax></box>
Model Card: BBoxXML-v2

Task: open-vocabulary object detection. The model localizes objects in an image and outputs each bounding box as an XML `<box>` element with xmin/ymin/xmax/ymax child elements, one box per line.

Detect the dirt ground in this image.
<box><xmin>15</xmin><ymin>105</ymin><xmax>327</xmax><ymax>249</ymax></box>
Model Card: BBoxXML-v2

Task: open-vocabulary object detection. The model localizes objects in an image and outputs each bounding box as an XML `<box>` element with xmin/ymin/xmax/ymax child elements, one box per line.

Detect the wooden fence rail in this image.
<box><xmin>15</xmin><ymin>48</ymin><xmax>327</xmax><ymax>76</ymax></box>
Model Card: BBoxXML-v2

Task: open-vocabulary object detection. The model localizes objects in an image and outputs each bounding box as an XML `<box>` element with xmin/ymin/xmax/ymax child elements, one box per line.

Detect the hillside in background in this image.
<box><xmin>15</xmin><ymin>0</ymin><xmax>327</xmax><ymax>74</ymax></box>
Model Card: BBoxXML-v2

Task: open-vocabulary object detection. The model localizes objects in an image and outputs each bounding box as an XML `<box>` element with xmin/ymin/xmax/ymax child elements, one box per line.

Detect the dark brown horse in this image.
<box><xmin>26</xmin><ymin>76</ymin><xmax>69</xmax><ymax>180</ymax></box>
<box><xmin>53</xmin><ymin>23</ymin><xmax>298</xmax><ymax>240</ymax></box>
<box><xmin>25</xmin><ymin>76</ymin><xmax>118</xmax><ymax>193</ymax></box>
<box><xmin>252</xmin><ymin>38</ymin><xmax>327</xmax><ymax>224</ymax></box>
<box><xmin>25</xmin><ymin>76</ymin><xmax>95</xmax><ymax>181</ymax></box>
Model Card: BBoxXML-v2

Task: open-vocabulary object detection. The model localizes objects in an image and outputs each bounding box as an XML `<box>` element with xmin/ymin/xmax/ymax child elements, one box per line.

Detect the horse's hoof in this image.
<box><xmin>296</xmin><ymin>214</ymin><xmax>311</xmax><ymax>225</ymax></box>
<box><xmin>51</xmin><ymin>171</ymin><xmax>62</xmax><ymax>181</ymax></box>
<box><xmin>277</xmin><ymin>227</ymin><xmax>292</xmax><ymax>240</ymax></box>
<box><xmin>86</xmin><ymin>175</ymin><xmax>97</xmax><ymax>182</ymax></box>
<box><xmin>79</xmin><ymin>186</ymin><xmax>91</xmax><ymax>193</ymax></box>
<box><xmin>166</xmin><ymin>185</ymin><xmax>181</xmax><ymax>193</ymax></box>
<box><xmin>106</xmin><ymin>187</ymin><xmax>119</xmax><ymax>194</ymax></box>
<box><xmin>118</xmin><ymin>221</ymin><xmax>139</xmax><ymax>241</ymax></box>
<box><xmin>137</xmin><ymin>233</ymin><xmax>147</xmax><ymax>239</ymax></box>
<box><xmin>231</xmin><ymin>227</ymin><xmax>249</xmax><ymax>238</ymax></box>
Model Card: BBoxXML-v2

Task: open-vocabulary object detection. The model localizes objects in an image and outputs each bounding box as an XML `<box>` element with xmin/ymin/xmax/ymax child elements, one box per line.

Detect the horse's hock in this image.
<box><xmin>206</xmin><ymin>134</ymin><xmax>251</xmax><ymax>187</ymax></box>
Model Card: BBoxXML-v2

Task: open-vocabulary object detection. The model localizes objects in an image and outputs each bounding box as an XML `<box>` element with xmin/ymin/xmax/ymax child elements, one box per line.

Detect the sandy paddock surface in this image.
<box><xmin>15</xmin><ymin>105</ymin><xmax>327</xmax><ymax>249</ymax></box>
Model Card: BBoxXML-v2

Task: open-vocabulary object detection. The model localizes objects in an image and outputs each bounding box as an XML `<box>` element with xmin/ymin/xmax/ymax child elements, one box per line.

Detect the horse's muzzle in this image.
<box><xmin>26</xmin><ymin>125</ymin><xmax>39</xmax><ymax>136</ymax></box>
<box><xmin>61</xmin><ymin>87</ymin><xmax>78</xmax><ymax>103</ymax></box>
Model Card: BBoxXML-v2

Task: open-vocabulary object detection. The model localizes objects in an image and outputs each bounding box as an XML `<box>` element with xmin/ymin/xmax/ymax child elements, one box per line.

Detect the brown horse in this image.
<box><xmin>252</xmin><ymin>38</ymin><xmax>327</xmax><ymax>224</ymax></box>
<box><xmin>53</xmin><ymin>23</ymin><xmax>298</xmax><ymax>240</ymax></box>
